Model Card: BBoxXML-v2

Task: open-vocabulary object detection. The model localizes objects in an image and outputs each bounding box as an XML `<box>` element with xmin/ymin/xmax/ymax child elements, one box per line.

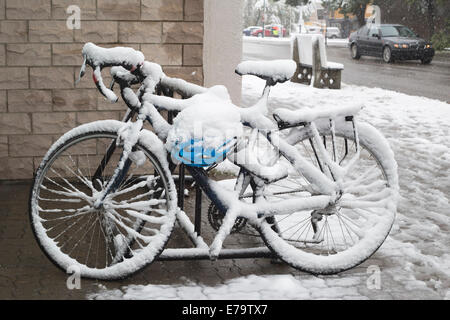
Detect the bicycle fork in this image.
<box><xmin>93</xmin><ymin>119</ymin><xmax>144</xmax><ymax>209</ymax></box>
<box><xmin>89</xmin><ymin>119</ymin><xmax>146</xmax><ymax>264</ymax></box>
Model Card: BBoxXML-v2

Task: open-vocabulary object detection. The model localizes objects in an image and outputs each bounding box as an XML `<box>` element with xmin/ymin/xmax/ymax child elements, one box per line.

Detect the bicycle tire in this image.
<box><xmin>29</xmin><ymin>120</ymin><xmax>176</xmax><ymax>280</ymax></box>
<box><xmin>258</xmin><ymin>120</ymin><xmax>398</xmax><ymax>274</ymax></box>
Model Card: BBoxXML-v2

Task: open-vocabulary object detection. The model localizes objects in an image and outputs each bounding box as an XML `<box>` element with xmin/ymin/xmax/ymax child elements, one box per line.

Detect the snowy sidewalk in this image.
<box><xmin>88</xmin><ymin>78</ymin><xmax>449</xmax><ymax>300</ymax></box>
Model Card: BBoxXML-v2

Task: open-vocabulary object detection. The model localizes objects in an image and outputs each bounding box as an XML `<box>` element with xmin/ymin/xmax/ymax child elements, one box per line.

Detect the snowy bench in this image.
<box><xmin>291</xmin><ymin>34</ymin><xmax>343</xmax><ymax>89</ymax></box>
<box><xmin>235</xmin><ymin>59</ymin><xmax>297</xmax><ymax>85</ymax></box>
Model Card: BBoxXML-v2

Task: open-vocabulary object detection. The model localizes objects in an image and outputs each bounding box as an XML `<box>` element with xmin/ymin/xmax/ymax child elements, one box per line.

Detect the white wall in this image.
<box><xmin>203</xmin><ymin>0</ymin><xmax>243</xmax><ymax>104</ymax></box>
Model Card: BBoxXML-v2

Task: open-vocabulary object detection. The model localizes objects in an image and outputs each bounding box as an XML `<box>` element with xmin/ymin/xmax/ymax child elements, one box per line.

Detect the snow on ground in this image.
<box><xmin>326</xmin><ymin>38</ymin><xmax>349</xmax><ymax>47</ymax></box>
<box><xmin>243</xmin><ymin>77</ymin><xmax>450</xmax><ymax>297</ymax></box>
<box><xmin>89</xmin><ymin>274</ymin><xmax>365</xmax><ymax>300</ymax></box>
<box><xmin>89</xmin><ymin>76</ymin><xmax>449</xmax><ymax>300</ymax></box>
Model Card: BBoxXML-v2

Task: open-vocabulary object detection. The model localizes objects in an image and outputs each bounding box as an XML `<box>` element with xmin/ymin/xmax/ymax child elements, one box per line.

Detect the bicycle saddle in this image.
<box><xmin>273</xmin><ymin>103</ymin><xmax>364</xmax><ymax>126</ymax></box>
<box><xmin>273</xmin><ymin>104</ymin><xmax>363</xmax><ymax>128</ymax></box>
<box><xmin>235</xmin><ymin>60</ymin><xmax>297</xmax><ymax>85</ymax></box>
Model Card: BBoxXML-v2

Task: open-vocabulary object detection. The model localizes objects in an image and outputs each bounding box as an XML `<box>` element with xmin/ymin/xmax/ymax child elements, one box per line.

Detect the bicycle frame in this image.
<box><xmin>88</xmin><ymin>75</ymin><xmax>361</xmax><ymax>259</ymax></box>
<box><xmin>30</xmin><ymin>44</ymin><xmax>395</xmax><ymax>278</ymax></box>
<box><xmin>94</xmin><ymin>112</ymin><xmax>336</xmax><ymax>218</ymax></box>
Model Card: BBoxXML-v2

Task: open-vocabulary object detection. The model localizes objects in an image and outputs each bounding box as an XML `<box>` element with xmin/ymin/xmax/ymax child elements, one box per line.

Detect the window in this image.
<box><xmin>380</xmin><ymin>25</ymin><xmax>416</xmax><ymax>38</ymax></box>
<box><xmin>369</xmin><ymin>26</ymin><xmax>379</xmax><ymax>37</ymax></box>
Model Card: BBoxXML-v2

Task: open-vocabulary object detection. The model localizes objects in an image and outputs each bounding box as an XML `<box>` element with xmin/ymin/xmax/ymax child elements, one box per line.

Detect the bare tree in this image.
<box><xmin>323</xmin><ymin>0</ymin><xmax>372</xmax><ymax>27</ymax></box>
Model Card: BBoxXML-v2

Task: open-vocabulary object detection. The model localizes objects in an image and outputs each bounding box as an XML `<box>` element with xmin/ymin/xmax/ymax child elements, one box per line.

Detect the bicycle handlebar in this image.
<box><xmin>77</xmin><ymin>43</ymin><xmax>208</xmax><ymax>109</ymax></box>
<box><xmin>78</xmin><ymin>42</ymin><xmax>145</xmax><ymax>102</ymax></box>
<box><xmin>82</xmin><ymin>42</ymin><xmax>145</xmax><ymax>69</ymax></box>
<box><xmin>110</xmin><ymin>66</ymin><xmax>141</xmax><ymax>86</ymax></box>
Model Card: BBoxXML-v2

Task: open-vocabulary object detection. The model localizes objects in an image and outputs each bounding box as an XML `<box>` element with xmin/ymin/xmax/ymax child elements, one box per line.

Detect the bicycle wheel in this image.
<box><xmin>30</xmin><ymin>120</ymin><xmax>176</xmax><ymax>280</ymax></box>
<box><xmin>258</xmin><ymin>120</ymin><xmax>398</xmax><ymax>274</ymax></box>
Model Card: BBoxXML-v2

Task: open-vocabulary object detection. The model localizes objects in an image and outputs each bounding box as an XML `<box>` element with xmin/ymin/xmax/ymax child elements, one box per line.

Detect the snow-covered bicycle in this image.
<box><xmin>29</xmin><ymin>43</ymin><xmax>399</xmax><ymax>280</ymax></box>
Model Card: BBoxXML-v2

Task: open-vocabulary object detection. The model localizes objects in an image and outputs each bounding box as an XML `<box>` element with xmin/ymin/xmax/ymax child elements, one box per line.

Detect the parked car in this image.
<box><xmin>305</xmin><ymin>26</ymin><xmax>321</xmax><ymax>34</ymax></box>
<box><xmin>324</xmin><ymin>27</ymin><xmax>341</xmax><ymax>39</ymax></box>
<box><xmin>243</xmin><ymin>26</ymin><xmax>261</xmax><ymax>36</ymax></box>
<box><xmin>251</xmin><ymin>25</ymin><xmax>286</xmax><ymax>37</ymax></box>
<box><xmin>251</xmin><ymin>26</ymin><xmax>270</xmax><ymax>37</ymax></box>
<box><xmin>304</xmin><ymin>26</ymin><xmax>341</xmax><ymax>38</ymax></box>
<box><xmin>349</xmin><ymin>24</ymin><xmax>434</xmax><ymax>64</ymax></box>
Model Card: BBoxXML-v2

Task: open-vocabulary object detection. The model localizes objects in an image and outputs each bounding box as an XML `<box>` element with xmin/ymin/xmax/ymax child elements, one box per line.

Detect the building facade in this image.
<box><xmin>0</xmin><ymin>0</ymin><xmax>242</xmax><ymax>180</ymax></box>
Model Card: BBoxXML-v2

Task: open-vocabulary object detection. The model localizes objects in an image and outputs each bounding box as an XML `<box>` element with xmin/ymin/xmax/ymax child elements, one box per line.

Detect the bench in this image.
<box><xmin>291</xmin><ymin>34</ymin><xmax>343</xmax><ymax>89</ymax></box>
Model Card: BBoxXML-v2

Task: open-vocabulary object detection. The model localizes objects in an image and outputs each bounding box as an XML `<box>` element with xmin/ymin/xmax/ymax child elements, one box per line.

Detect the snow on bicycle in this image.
<box><xmin>29</xmin><ymin>43</ymin><xmax>399</xmax><ymax>280</ymax></box>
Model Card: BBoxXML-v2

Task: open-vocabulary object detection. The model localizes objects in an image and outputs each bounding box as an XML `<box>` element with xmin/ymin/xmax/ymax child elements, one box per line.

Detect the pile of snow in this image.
<box><xmin>166</xmin><ymin>85</ymin><xmax>243</xmax><ymax>154</ymax></box>
<box><xmin>326</xmin><ymin>38</ymin><xmax>349</xmax><ymax>48</ymax></box>
<box><xmin>82</xmin><ymin>42</ymin><xmax>144</xmax><ymax>68</ymax></box>
<box><xmin>88</xmin><ymin>274</ymin><xmax>365</xmax><ymax>300</ymax></box>
<box><xmin>242</xmin><ymin>36</ymin><xmax>293</xmax><ymax>61</ymax></box>
<box><xmin>236</xmin><ymin>60</ymin><xmax>297</xmax><ymax>82</ymax></box>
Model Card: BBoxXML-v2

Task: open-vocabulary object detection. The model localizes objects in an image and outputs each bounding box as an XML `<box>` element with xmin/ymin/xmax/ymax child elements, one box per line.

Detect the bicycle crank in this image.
<box><xmin>207</xmin><ymin>202</ymin><xmax>247</xmax><ymax>234</ymax></box>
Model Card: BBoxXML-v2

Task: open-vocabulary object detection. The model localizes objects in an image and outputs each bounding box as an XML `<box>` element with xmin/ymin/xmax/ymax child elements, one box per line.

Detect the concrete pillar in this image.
<box><xmin>203</xmin><ymin>0</ymin><xmax>243</xmax><ymax>104</ymax></box>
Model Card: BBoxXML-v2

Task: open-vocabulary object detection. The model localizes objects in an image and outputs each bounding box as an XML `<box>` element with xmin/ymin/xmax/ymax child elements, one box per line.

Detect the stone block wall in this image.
<box><xmin>0</xmin><ymin>0</ymin><xmax>203</xmax><ymax>180</ymax></box>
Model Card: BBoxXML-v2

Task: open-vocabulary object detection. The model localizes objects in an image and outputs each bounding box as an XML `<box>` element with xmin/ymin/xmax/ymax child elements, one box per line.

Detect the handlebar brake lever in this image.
<box><xmin>75</xmin><ymin>55</ymin><xmax>87</xmax><ymax>85</ymax></box>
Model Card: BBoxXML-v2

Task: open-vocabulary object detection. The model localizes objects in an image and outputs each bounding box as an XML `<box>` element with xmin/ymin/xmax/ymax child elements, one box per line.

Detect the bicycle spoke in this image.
<box><xmin>31</xmin><ymin>132</ymin><xmax>175</xmax><ymax>277</ymax></box>
<box><xmin>85</xmin><ymin>217</ymin><xmax>98</xmax><ymax>266</ymax></box>
<box><xmin>109</xmin><ymin>208</ymin><xmax>159</xmax><ymax>237</ymax></box>
<box><xmin>282</xmin><ymin>215</ymin><xmax>313</xmax><ymax>240</ymax></box>
<box><xmin>263</xmin><ymin>128</ymin><xmax>394</xmax><ymax>262</ymax></box>
<box><xmin>97</xmin><ymin>216</ymin><xmax>116</xmax><ymax>267</ymax></box>
<box><xmin>58</xmin><ymin>212</ymin><xmax>96</xmax><ymax>250</ymax></box>
<box><xmin>66</xmin><ymin>154</ymin><xmax>95</xmax><ymax>191</ymax></box>
<box><xmin>68</xmin><ymin>213</ymin><xmax>99</xmax><ymax>256</ymax></box>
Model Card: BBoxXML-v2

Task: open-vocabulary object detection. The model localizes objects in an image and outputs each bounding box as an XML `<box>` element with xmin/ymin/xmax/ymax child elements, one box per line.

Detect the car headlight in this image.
<box><xmin>394</xmin><ymin>44</ymin><xmax>399</xmax><ymax>48</ymax></box>
<box><xmin>401</xmin><ymin>44</ymin><xmax>409</xmax><ymax>49</ymax></box>
<box><xmin>426</xmin><ymin>44</ymin><xmax>432</xmax><ymax>48</ymax></box>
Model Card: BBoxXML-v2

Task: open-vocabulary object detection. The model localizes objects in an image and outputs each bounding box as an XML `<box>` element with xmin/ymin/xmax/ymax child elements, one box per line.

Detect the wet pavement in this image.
<box><xmin>326</xmin><ymin>47</ymin><xmax>450</xmax><ymax>103</ymax></box>
<box><xmin>0</xmin><ymin>179</ymin><xmax>290</xmax><ymax>299</ymax></box>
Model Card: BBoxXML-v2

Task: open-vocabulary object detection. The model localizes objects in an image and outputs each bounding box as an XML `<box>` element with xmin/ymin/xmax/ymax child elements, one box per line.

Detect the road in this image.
<box><xmin>326</xmin><ymin>46</ymin><xmax>450</xmax><ymax>103</ymax></box>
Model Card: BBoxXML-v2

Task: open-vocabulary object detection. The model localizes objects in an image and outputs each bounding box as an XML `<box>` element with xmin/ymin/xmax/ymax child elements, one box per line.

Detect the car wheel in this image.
<box><xmin>383</xmin><ymin>46</ymin><xmax>393</xmax><ymax>63</ymax></box>
<box><xmin>331</xmin><ymin>35</ymin><xmax>337</xmax><ymax>39</ymax></box>
<box><xmin>421</xmin><ymin>58</ymin><xmax>432</xmax><ymax>64</ymax></box>
<box><xmin>257</xmin><ymin>33</ymin><xmax>262</xmax><ymax>38</ymax></box>
<box><xmin>351</xmin><ymin>43</ymin><xmax>361</xmax><ymax>59</ymax></box>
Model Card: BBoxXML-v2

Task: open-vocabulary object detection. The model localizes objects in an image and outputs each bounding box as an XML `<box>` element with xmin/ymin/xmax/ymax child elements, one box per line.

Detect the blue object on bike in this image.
<box><xmin>172</xmin><ymin>138</ymin><xmax>235</xmax><ymax>167</ymax></box>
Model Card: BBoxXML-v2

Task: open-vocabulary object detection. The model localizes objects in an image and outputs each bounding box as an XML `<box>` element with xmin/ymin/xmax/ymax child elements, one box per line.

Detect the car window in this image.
<box><xmin>380</xmin><ymin>26</ymin><xmax>399</xmax><ymax>37</ymax></box>
<box><xmin>396</xmin><ymin>26</ymin><xmax>416</xmax><ymax>37</ymax></box>
<box><xmin>380</xmin><ymin>25</ymin><xmax>416</xmax><ymax>37</ymax></box>
<box><xmin>369</xmin><ymin>26</ymin><xmax>379</xmax><ymax>37</ymax></box>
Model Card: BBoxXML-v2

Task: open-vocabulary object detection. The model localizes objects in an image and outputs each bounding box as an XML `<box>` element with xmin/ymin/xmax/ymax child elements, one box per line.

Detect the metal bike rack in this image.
<box><xmin>156</xmin><ymin>110</ymin><xmax>276</xmax><ymax>262</ymax></box>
